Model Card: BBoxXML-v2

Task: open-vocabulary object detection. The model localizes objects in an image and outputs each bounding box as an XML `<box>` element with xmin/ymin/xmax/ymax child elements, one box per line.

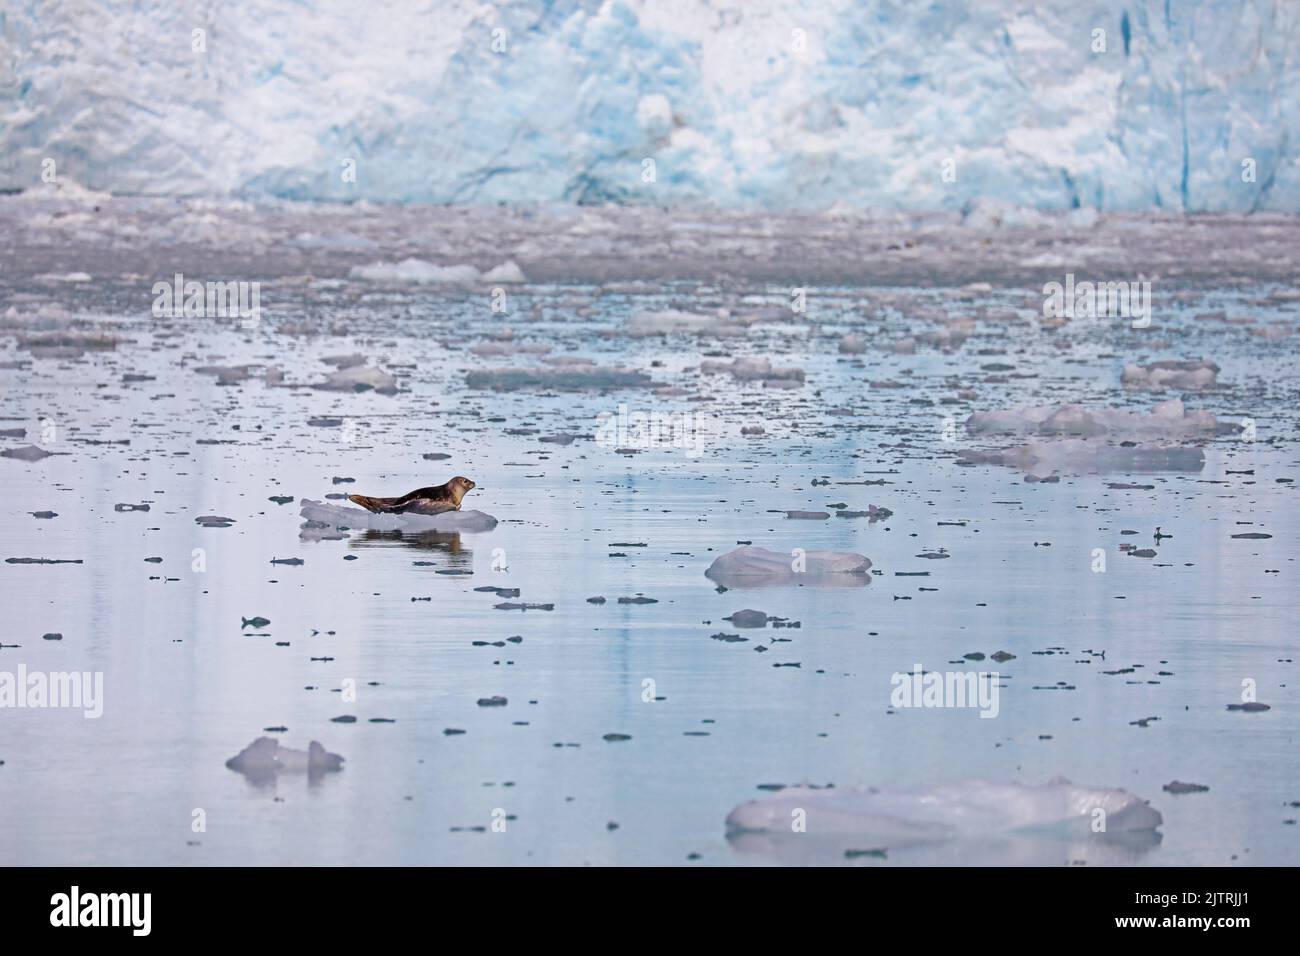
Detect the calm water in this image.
<box><xmin>1</xmin><ymin>199</ymin><xmax>1296</xmax><ymax>865</ymax></box>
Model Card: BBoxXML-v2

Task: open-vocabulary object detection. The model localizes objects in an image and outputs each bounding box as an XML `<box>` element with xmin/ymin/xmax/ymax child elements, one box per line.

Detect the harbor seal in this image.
<box><xmin>347</xmin><ymin>476</ymin><xmax>476</xmax><ymax>516</ymax></box>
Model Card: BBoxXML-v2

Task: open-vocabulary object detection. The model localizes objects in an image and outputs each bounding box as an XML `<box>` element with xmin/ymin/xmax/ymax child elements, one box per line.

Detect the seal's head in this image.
<box><xmin>447</xmin><ymin>476</ymin><xmax>476</xmax><ymax>506</ymax></box>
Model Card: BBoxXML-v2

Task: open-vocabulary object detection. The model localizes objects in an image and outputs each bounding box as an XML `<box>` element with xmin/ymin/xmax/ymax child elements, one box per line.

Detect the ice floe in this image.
<box><xmin>349</xmin><ymin>259</ymin><xmax>480</xmax><ymax>284</ymax></box>
<box><xmin>299</xmin><ymin>499</ymin><xmax>498</xmax><ymax>533</ymax></box>
<box><xmin>838</xmin><ymin>334</ymin><xmax>868</xmax><ymax>354</ymax></box>
<box><xmin>705</xmin><ymin>546</ymin><xmax>871</xmax><ymax>588</ymax></box>
<box><xmin>726</xmin><ymin>778</ymin><xmax>1162</xmax><ymax>840</ymax></box>
<box><xmin>624</xmin><ymin>310</ymin><xmax>754</xmax><ymax>337</ymax></box>
<box><xmin>350</xmin><ymin>258</ymin><xmax>524</xmax><ymax>285</ymax></box>
<box><xmin>958</xmin><ymin>439</ymin><xmax>1206</xmax><ymax>477</ymax></box>
<box><xmin>482</xmin><ymin>260</ymin><xmax>527</xmax><ymax>284</ymax></box>
<box><xmin>466</xmin><ymin>364</ymin><xmax>653</xmax><ymax>390</ymax></box>
<box><xmin>1121</xmin><ymin>359</ymin><xmax>1220</xmax><ymax>390</ymax></box>
<box><xmin>313</xmin><ymin>364</ymin><xmax>398</xmax><ymax>394</ymax></box>
<box><xmin>2</xmin><ymin>445</ymin><xmax>55</xmax><ymax>462</ymax></box>
<box><xmin>966</xmin><ymin>398</ymin><xmax>1218</xmax><ymax>438</ymax></box>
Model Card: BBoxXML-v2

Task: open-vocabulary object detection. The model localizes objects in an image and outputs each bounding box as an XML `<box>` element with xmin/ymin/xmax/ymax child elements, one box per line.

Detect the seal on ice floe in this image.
<box><xmin>705</xmin><ymin>545</ymin><xmax>871</xmax><ymax>588</ymax></box>
<box><xmin>226</xmin><ymin>737</ymin><xmax>343</xmax><ymax>783</ymax></box>
<box><xmin>348</xmin><ymin>476</ymin><xmax>476</xmax><ymax>515</ymax></box>
<box><xmin>299</xmin><ymin>498</ymin><xmax>498</xmax><ymax>533</ymax></box>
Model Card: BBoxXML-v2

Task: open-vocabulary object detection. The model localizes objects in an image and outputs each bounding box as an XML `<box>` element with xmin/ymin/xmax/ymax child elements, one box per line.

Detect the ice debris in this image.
<box><xmin>225</xmin><ymin>737</ymin><xmax>344</xmax><ymax>782</ymax></box>
<box><xmin>349</xmin><ymin>259</ymin><xmax>479</xmax><ymax>284</ymax></box>
<box><xmin>466</xmin><ymin>364</ymin><xmax>652</xmax><ymax>390</ymax></box>
<box><xmin>700</xmin><ymin>356</ymin><xmax>805</xmax><ymax>387</ymax></box>
<box><xmin>624</xmin><ymin>310</ymin><xmax>754</xmax><ymax>337</ymax></box>
<box><xmin>313</xmin><ymin>364</ymin><xmax>398</xmax><ymax>394</ymax></box>
<box><xmin>966</xmin><ymin>398</ymin><xmax>1217</xmax><ymax>438</ymax></box>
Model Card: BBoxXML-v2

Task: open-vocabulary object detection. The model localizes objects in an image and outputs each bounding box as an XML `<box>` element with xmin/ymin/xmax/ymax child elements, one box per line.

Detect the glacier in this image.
<box><xmin>0</xmin><ymin>0</ymin><xmax>1297</xmax><ymax>211</ymax></box>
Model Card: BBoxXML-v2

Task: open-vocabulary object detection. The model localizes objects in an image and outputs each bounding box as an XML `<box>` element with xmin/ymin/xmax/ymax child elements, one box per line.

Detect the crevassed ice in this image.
<box><xmin>2</xmin><ymin>1</ymin><xmax>1295</xmax><ymax>211</ymax></box>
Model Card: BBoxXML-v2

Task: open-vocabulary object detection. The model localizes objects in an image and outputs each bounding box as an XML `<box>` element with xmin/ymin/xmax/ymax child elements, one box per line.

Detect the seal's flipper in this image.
<box><xmin>347</xmin><ymin>493</ymin><xmax>402</xmax><ymax>513</ymax></box>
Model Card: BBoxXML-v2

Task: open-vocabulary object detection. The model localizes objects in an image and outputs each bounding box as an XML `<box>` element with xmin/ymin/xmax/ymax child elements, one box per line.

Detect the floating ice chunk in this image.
<box><xmin>466</xmin><ymin>365</ymin><xmax>652</xmax><ymax>390</ymax></box>
<box><xmin>838</xmin><ymin>334</ymin><xmax>868</xmax><ymax>354</ymax></box>
<box><xmin>0</xmin><ymin>304</ymin><xmax>71</xmax><ymax>331</ymax></box>
<box><xmin>726</xmin><ymin>778</ymin><xmax>1162</xmax><ymax>840</ymax></box>
<box><xmin>299</xmin><ymin>499</ymin><xmax>498</xmax><ymax>533</ymax></box>
<box><xmin>958</xmin><ymin>439</ymin><xmax>1206</xmax><ymax>476</ymax></box>
<box><xmin>482</xmin><ymin>260</ymin><xmax>527</xmax><ymax>283</ymax></box>
<box><xmin>469</xmin><ymin>341</ymin><xmax>550</xmax><ymax>357</ymax></box>
<box><xmin>193</xmin><ymin>363</ymin><xmax>265</xmax><ymax>385</ymax></box>
<box><xmin>314</xmin><ymin>364</ymin><xmax>398</xmax><ymax>394</ymax></box>
<box><xmin>967</xmin><ymin>398</ymin><xmax>1217</xmax><ymax>438</ymax></box>
<box><xmin>624</xmin><ymin>310</ymin><xmax>751</xmax><ymax>337</ymax></box>
<box><xmin>1121</xmin><ymin>359</ymin><xmax>1219</xmax><ymax>390</ymax></box>
<box><xmin>226</xmin><ymin>737</ymin><xmax>343</xmax><ymax>782</ymax></box>
<box><xmin>17</xmin><ymin>331</ymin><xmax>123</xmax><ymax>352</ymax></box>
<box><xmin>705</xmin><ymin>546</ymin><xmax>870</xmax><ymax>588</ymax></box>
<box><xmin>349</xmin><ymin>258</ymin><xmax>480</xmax><ymax>284</ymax></box>
<box><xmin>700</xmin><ymin>356</ymin><xmax>805</xmax><ymax>385</ymax></box>
<box><xmin>916</xmin><ymin>321</ymin><xmax>973</xmax><ymax>350</ymax></box>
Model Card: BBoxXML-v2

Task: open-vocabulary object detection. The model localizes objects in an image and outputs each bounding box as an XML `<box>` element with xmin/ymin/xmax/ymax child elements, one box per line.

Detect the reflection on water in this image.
<box><xmin>350</xmin><ymin>530</ymin><xmax>469</xmax><ymax>558</ymax></box>
<box><xmin>727</xmin><ymin>829</ymin><xmax>1164</xmax><ymax>867</ymax></box>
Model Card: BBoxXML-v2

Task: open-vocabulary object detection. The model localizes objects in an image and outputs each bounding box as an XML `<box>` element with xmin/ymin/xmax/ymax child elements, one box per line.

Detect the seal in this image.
<box><xmin>347</xmin><ymin>476</ymin><xmax>477</xmax><ymax>516</ymax></box>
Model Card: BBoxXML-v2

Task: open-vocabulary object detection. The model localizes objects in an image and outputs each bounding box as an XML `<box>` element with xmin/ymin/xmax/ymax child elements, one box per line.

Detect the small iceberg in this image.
<box><xmin>725</xmin><ymin>778</ymin><xmax>1162</xmax><ymax>864</ymax></box>
<box><xmin>726</xmin><ymin>778</ymin><xmax>1161</xmax><ymax>838</ymax></box>
<box><xmin>700</xmin><ymin>356</ymin><xmax>805</xmax><ymax>386</ymax></box>
<box><xmin>966</xmin><ymin>398</ymin><xmax>1218</xmax><ymax>438</ymax></box>
<box><xmin>482</xmin><ymin>260</ymin><xmax>527</xmax><ymax>283</ymax></box>
<box><xmin>226</xmin><ymin>737</ymin><xmax>344</xmax><ymax>784</ymax></box>
<box><xmin>705</xmin><ymin>546</ymin><xmax>870</xmax><ymax>588</ymax></box>
<box><xmin>300</xmin><ymin>499</ymin><xmax>498</xmax><ymax>533</ymax></box>
<box><xmin>624</xmin><ymin>310</ymin><xmax>753</xmax><ymax>338</ymax></box>
<box><xmin>2</xmin><ymin>445</ymin><xmax>55</xmax><ymax>462</ymax></box>
<box><xmin>312</xmin><ymin>364</ymin><xmax>398</xmax><ymax>394</ymax></box>
<box><xmin>1121</xmin><ymin>359</ymin><xmax>1219</xmax><ymax>390</ymax></box>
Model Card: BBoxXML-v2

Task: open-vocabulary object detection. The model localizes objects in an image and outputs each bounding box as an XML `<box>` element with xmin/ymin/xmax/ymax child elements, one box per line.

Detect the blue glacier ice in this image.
<box><xmin>0</xmin><ymin>0</ymin><xmax>1296</xmax><ymax>211</ymax></box>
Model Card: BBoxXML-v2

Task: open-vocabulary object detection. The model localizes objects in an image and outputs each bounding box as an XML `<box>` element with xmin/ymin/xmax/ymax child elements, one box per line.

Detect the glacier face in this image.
<box><xmin>0</xmin><ymin>0</ymin><xmax>1296</xmax><ymax>211</ymax></box>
